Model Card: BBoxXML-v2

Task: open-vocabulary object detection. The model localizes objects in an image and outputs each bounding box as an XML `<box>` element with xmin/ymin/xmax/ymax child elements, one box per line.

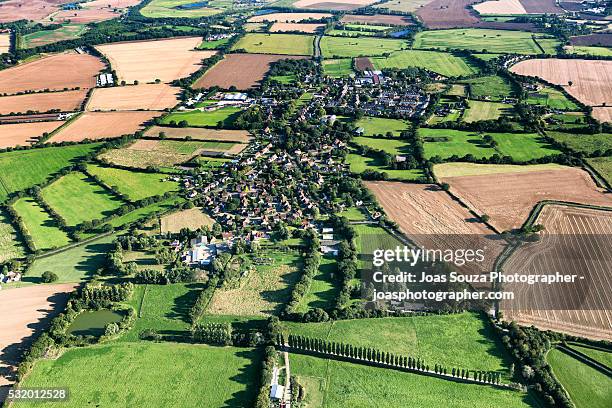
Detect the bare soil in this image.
<box><xmin>48</xmin><ymin>111</ymin><xmax>159</xmax><ymax>142</ymax></box>
<box><xmin>0</xmin><ymin>121</ymin><xmax>64</xmax><ymax>148</ymax></box>
<box><xmin>340</xmin><ymin>14</ymin><xmax>414</xmax><ymax>25</ymax></box>
<box><xmin>0</xmin><ymin>90</ymin><xmax>87</xmax><ymax>115</ymax></box>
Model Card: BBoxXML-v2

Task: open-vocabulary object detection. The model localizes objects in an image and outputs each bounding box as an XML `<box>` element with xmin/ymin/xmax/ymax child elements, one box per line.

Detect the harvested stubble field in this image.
<box><xmin>438</xmin><ymin>164</ymin><xmax>612</xmax><ymax>232</ymax></box>
<box><xmin>46</xmin><ymin>7</ymin><xmax>120</xmax><ymax>23</ymax></box>
<box><xmin>0</xmin><ymin>32</ymin><xmax>9</xmax><ymax>53</ymax></box>
<box><xmin>374</xmin><ymin>0</ymin><xmax>433</xmax><ymax>12</ymax></box>
<box><xmin>502</xmin><ymin>204</ymin><xmax>612</xmax><ymax>341</ymax></box>
<box><xmin>48</xmin><ymin>111</ymin><xmax>160</xmax><ymax>143</ymax></box>
<box><xmin>510</xmin><ymin>59</ymin><xmax>612</xmax><ymax>106</ymax></box>
<box><xmin>160</xmin><ymin>207</ymin><xmax>214</xmax><ymax>233</ymax></box>
<box><xmin>520</xmin><ymin>0</ymin><xmax>564</xmax><ymax>13</ymax></box>
<box><xmin>231</xmin><ymin>33</ymin><xmax>314</xmax><ymax>55</ymax></box>
<box><xmin>270</xmin><ymin>23</ymin><xmax>324</xmax><ymax>33</ymax></box>
<box><xmin>194</xmin><ymin>54</ymin><xmax>307</xmax><ymax>90</ymax></box>
<box><xmin>0</xmin><ymin>52</ymin><xmax>104</xmax><ymax>94</ymax></box>
<box><xmin>291</xmin><ymin>0</ymin><xmax>377</xmax><ymax>10</ymax></box>
<box><xmin>0</xmin><ymin>0</ymin><xmax>65</xmax><ymax>23</ymax></box>
<box><xmin>248</xmin><ymin>12</ymin><xmax>332</xmax><ymax>22</ymax></box>
<box><xmin>592</xmin><ymin>106</ymin><xmax>612</xmax><ymax>123</ymax></box>
<box><xmin>340</xmin><ymin>14</ymin><xmax>414</xmax><ymax>25</ymax></box>
<box><xmin>144</xmin><ymin>126</ymin><xmax>251</xmax><ymax>142</ymax></box>
<box><xmin>86</xmin><ymin>84</ymin><xmax>180</xmax><ymax>111</ymax></box>
<box><xmin>473</xmin><ymin>0</ymin><xmax>527</xmax><ymax>15</ymax></box>
<box><xmin>0</xmin><ymin>121</ymin><xmax>64</xmax><ymax>149</ymax></box>
<box><xmin>416</xmin><ymin>0</ymin><xmax>478</xmax><ymax>28</ymax></box>
<box><xmin>96</xmin><ymin>37</ymin><xmax>214</xmax><ymax>83</ymax></box>
<box><xmin>0</xmin><ymin>284</ymin><xmax>76</xmax><ymax>393</ymax></box>
<box><xmin>0</xmin><ymin>90</ymin><xmax>87</xmax><ymax>115</ymax></box>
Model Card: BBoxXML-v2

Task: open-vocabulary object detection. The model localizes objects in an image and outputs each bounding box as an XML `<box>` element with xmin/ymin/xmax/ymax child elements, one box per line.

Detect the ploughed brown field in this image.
<box><xmin>365</xmin><ymin>181</ymin><xmax>502</xmax><ymax>274</ymax></box>
<box><xmin>340</xmin><ymin>14</ymin><xmax>414</xmax><ymax>26</ymax></box>
<box><xmin>144</xmin><ymin>126</ymin><xmax>251</xmax><ymax>142</ymax></box>
<box><xmin>416</xmin><ymin>0</ymin><xmax>478</xmax><ymax>28</ymax></box>
<box><xmin>439</xmin><ymin>165</ymin><xmax>612</xmax><ymax>232</ymax></box>
<box><xmin>0</xmin><ymin>52</ymin><xmax>104</xmax><ymax>94</ymax></box>
<box><xmin>502</xmin><ymin>205</ymin><xmax>612</xmax><ymax>340</ymax></box>
<box><xmin>86</xmin><ymin>84</ymin><xmax>180</xmax><ymax>111</ymax></box>
<box><xmin>0</xmin><ymin>0</ymin><xmax>65</xmax><ymax>23</ymax></box>
<box><xmin>473</xmin><ymin>0</ymin><xmax>527</xmax><ymax>15</ymax></box>
<box><xmin>96</xmin><ymin>37</ymin><xmax>214</xmax><ymax>84</ymax></box>
<box><xmin>0</xmin><ymin>89</ymin><xmax>87</xmax><ymax>115</ymax></box>
<box><xmin>292</xmin><ymin>0</ymin><xmax>377</xmax><ymax>11</ymax></box>
<box><xmin>193</xmin><ymin>54</ymin><xmax>307</xmax><ymax>90</ymax></box>
<box><xmin>570</xmin><ymin>33</ymin><xmax>612</xmax><ymax>47</ymax></box>
<box><xmin>270</xmin><ymin>23</ymin><xmax>324</xmax><ymax>33</ymax></box>
<box><xmin>519</xmin><ymin>0</ymin><xmax>564</xmax><ymax>13</ymax></box>
<box><xmin>354</xmin><ymin>57</ymin><xmax>374</xmax><ymax>71</ymax></box>
<box><xmin>0</xmin><ymin>284</ymin><xmax>76</xmax><ymax>396</ymax></box>
<box><xmin>0</xmin><ymin>121</ymin><xmax>64</xmax><ymax>148</ymax></box>
<box><xmin>510</xmin><ymin>58</ymin><xmax>612</xmax><ymax>106</ymax></box>
<box><xmin>247</xmin><ymin>12</ymin><xmax>332</xmax><ymax>22</ymax></box>
<box><xmin>48</xmin><ymin>111</ymin><xmax>159</xmax><ymax>142</ymax></box>
<box><xmin>592</xmin><ymin>107</ymin><xmax>612</xmax><ymax>123</ymax></box>
<box><xmin>46</xmin><ymin>7</ymin><xmax>120</xmax><ymax>23</ymax></box>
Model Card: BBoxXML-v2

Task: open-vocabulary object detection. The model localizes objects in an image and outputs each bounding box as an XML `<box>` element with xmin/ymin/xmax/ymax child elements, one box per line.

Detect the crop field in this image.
<box><xmin>0</xmin><ymin>121</ymin><xmax>64</xmax><ymax>149</ymax></box>
<box><xmin>355</xmin><ymin>116</ymin><xmax>409</xmax><ymax>136</ymax></box>
<box><xmin>0</xmin><ymin>143</ymin><xmax>100</xmax><ymax>202</ymax></box>
<box><xmin>588</xmin><ymin>156</ymin><xmax>612</xmax><ymax>186</ymax></box>
<box><xmin>291</xmin><ymin>0</ymin><xmax>377</xmax><ymax>11</ymax></box>
<box><xmin>144</xmin><ymin>126</ymin><xmax>251</xmax><ymax>142</ymax></box>
<box><xmin>48</xmin><ymin>111</ymin><xmax>160</xmax><ymax>143</ymax></box>
<box><xmin>194</xmin><ymin>54</ymin><xmax>307</xmax><ymax>90</ymax></box>
<box><xmin>0</xmin><ymin>90</ymin><xmax>87</xmax><ymax>115</ymax></box>
<box><xmin>41</xmin><ymin>172</ymin><xmax>123</xmax><ymax>226</ymax></box>
<box><xmin>347</xmin><ymin>153</ymin><xmax>425</xmax><ymax>181</ymax></box>
<box><xmin>547</xmin><ymin>132</ymin><xmax>612</xmax><ymax>156</ymax></box>
<box><xmin>510</xmin><ymin>59</ymin><xmax>612</xmax><ymax>107</ymax></box>
<box><xmin>96</xmin><ymin>37</ymin><xmax>214</xmax><ymax>83</ymax></box>
<box><xmin>420</xmin><ymin>128</ymin><xmax>496</xmax><ymax>159</ymax></box>
<box><xmin>12</xmin><ymin>197</ymin><xmax>71</xmax><ymax>250</ymax></box>
<box><xmin>0</xmin><ymin>283</ymin><xmax>76</xmax><ymax>393</ymax></box>
<box><xmin>207</xmin><ymin>250</ymin><xmax>302</xmax><ymax>317</ymax></box>
<box><xmin>416</xmin><ymin>0</ymin><xmax>479</xmax><ymax>29</ymax></box>
<box><xmin>525</xmin><ymin>86</ymin><xmax>579</xmax><ymax>110</ymax></box>
<box><xmin>439</xmin><ymin>166</ymin><xmax>612</xmax><ymax>232</ymax></box>
<box><xmin>321</xmin><ymin>36</ymin><xmax>407</xmax><ymax>58</ymax></box>
<box><xmin>547</xmin><ymin>348</ymin><xmax>612</xmax><ymax>408</ymax></box>
<box><xmin>19</xmin><ymin>24</ymin><xmax>87</xmax><ymax>48</ymax></box>
<box><xmin>86</xmin><ymin>84</ymin><xmax>180</xmax><ymax>111</ymax></box>
<box><xmin>270</xmin><ymin>23</ymin><xmax>324</xmax><ymax>33</ymax></box>
<box><xmin>0</xmin><ymin>209</ymin><xmax>25</xmax><ymax>262</ymax></box>
<box><xmin>0</xmin><ymin>52</ymin><xmax>104</xmax><ymax>94</ymax></box>
<box><xmin>592</xmin><ymin>107</ymin><xmax>612</xmax><ymax>124</ymax></box>
<box><xmin>231</xmin><ymin>33</ymin><xmax>313</xmax><ymax>55</ymax></box>
<box><xmin>248</xmin><ymin>12</ymin><xmax>332</xmax><ymax>22</ymax></box>
<box><xmin>460</xmin><ymin>75</ymin><xmax>513</xmax><ymax>101</ymax></box>
<box><xmin>413</xmin><ymin>28</ymin><xmax>559</xmax><ymax>54</ymax></box>
<box><xmin>322</xmin><ymin>58</ymin><xmax>353</xmax><ymax>77</ymax></box>
<box><xmin>160</xmin><ymin>207</ymin><xmax>215</xmax><ymax>233</ymax></box>
<box><xmin>374</xmin><ymin>0</ymin><xmax>434</xmax><ymax>12</ymax></box>
<box><xmin>285</xmin><ymin>313</ymin><xmax>512</xmax><ymax>375</ymax></box>
<box><xmin>87</xmin><ymin>164</ymin><xmax>179</xmax><ymax>202</ymax></box>
<box><xmin>370</xmin><ymin>50</ymin><xmax>478</xmax><ymax>77</ymax></box>
<box><xmin>26</xmin><ymin>233</ymin><xmax>116</xmax><ymax>283</ymax></box>
<box><xmin>15</xmin><ymin>343</ymin><xmax>260</xmax><ymax>407</ymax></box>
<box><xmin>462</xmin><ymin>100</ymin><xmax>509</xmax><ymax>122</ymax></box>
<box><xmin>491</xmin><ymin>132</ymin><xmax>561</xmax><ymax>161</ymax></box>
<box><xmin>140</xmin><ymin>0</ymin><xmax>224</xmax><ymax>18</ymax></box>
<box><xmin>340</xmin><ymin>14</ymin><xmax>414</xmax><ymax>26</ymax></box>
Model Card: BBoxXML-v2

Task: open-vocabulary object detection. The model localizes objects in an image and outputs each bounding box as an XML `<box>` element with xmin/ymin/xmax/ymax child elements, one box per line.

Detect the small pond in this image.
<box><xmin>67</xmin><ymin>310</ymin><xmax>124</xmax><ymax>337</ymax></box>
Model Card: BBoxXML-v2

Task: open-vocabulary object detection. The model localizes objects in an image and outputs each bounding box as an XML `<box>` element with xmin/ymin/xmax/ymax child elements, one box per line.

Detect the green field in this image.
<box><xmin>463</xmin><ymin>100</ymin><xmax>509</xmax><ymax>122</ymax></box>
<box><xmin>347</xmin><ymin>153</ymin><xmax>424</xmax><ymax>181</ymax></box>
<box><xmin>568</xmin><ymin>344</ymin><xmax>612</xmax><ymax>368</ymax></box>
<box><xmin>460</xmin><ymin>75</ymin><xmax>513</xmax><ymax>101</ymax></box>
<box><xmin>547</xmin><ymin>348</ymin><xmax>612</xmax><ymax>408</ymax></box>
<box><xmin>344</xmin><ymin>23</ymin><xmax>390</xmax><ymax>32</ymax></box>
<box><xmin>547</xmin><ymin>132</ymin><xmax>612</xmax><ymax>155</ymax></box>
<box><xmin>140</xmin><ymin>0</ymin><xmax>223</xmax><ymax>18</ymax></box>
<box><xmin>546</xmin><ymin>111</ymin><xmax>588</xmax><ymax>130</ymax></box>
<box><xmin>198</xmin><ymin>37</ymin><xmax>232</xmax><ymax>49</ymax></box>
<box><xmin>290</xmin><ymin>354</ymin><xmax>535</xmax><ymax>408</ymax></box>
<box><xmin>353</xmin><ymin>137</ymin><xmax>411</xmax><ymax>156</ymax></box>
<box><xmin>321</xmin><ymin>36</ymin><xmax>407</xmax><ymax>58</ymax></box>
<box><xmin>322</xmin><ymin>59</ymin><xmax>354</xmax><ymax>77</ymax></box>
<box><xmin>0</xmin><ymin>209</ymin><xmax>25</xmax><ymax>262</ymax></box>
<box><xmin>104</xmin><ymin>196</ymin><xmax>186</xmax><ymax>230</ymax></box>
<box><xmin>41</xmin><ymin>172</ymin><xmax>123</xmax><ymax>226</ymax></box>
<box><xmin>232</xmin><ymin>33</ymin><xmax>314</xmax><ymax>55</ymax></box>
<box><xmin>370</xmin><ymin>50</ymin><xmax>479</xmax><ymax>77</ymax></box>
<box><xmin>158</xmin><ymin>139</ymin><xmax>235</xmax><ymax>153</ymax></box>
<box><xmin>491</xmin><ymin>132</ymin><xmax>561</xmax><ymax>161</ymax></box>
<box><xmin>413</xmin><ymin>28</ymin><xmax>559</xmax><ymax>54</ymax></box>
<box><xmin>587</xmin><ymin>156</ymin><xmax>612</xmax><ymax>186</ymax></box>
<box><xmin>296</xmin><ymin>255</ymin><xmax>339</xmax><ymax>312</ymax></box>
<box><xmin>327</xmin><ymin>29</ymin><xmax>378</xmax><ymax>37</ymax></box>
<box><xmin>87</xmin><ymin>165</ymin><xmax>179</xmax><ymax>202</ymax></box>
<box><xmin>0</xmin><ymin>144</ymin><xmax>100</xmax><ymax>202</ymax></box>
<box><xmin>160</xmin><ymin>107</ymin><xmax>243</xmax><ymax>128</ymax></box>
<box><xmin>472</xmin><ymin>53</ymin><xmax>503</xmax><ymax>61</ymax></box>
<box><xmin>12</xmin><ymin>197</ymin><xmax>71</xmax><ymax>251</ymax></box>
<box><xmin>565</xmin><ymin>45</ymin><xmax>612</xmax><ymax>57</ymax></box>
<box><xmin>337</xmin><ymin>206</ymin><xmax>367</xmax><ymax>221</ymax></box>
<box><xmin>420</xmin><ymin>128</ymin><xmax>496</xmax><ymax>159</ymax></box>
<box><xmin>525</xmin><ymin>87</ymin><xmax>579</xmax><ymax>110</ymax></box>
<box><xmin>20</xmin><ymin>24</ymin><xmax>87</xmax><ymax>49</ymax></box>
<box><xmin>25</xmin><ymin>233</ymin><xmax>116</xmax><ymax>283</ymax></box>
<box><xmin>16</xmin><ymin>342</ymin><xmax>260</xmax><ymax>408</ymax></box>
<box><xmin>355</xmin><ymin>117</ymin><xmax>410</xmax><ymax>137</ymax></box>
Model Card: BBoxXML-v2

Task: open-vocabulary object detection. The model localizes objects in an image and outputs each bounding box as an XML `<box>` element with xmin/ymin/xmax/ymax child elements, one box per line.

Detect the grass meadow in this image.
<box><xmin>370</xmin><ymin>50</ymin><xmax>479</xmax><ymax>77</ymax></box>
<box><xmin>232</xmin><ymin>33</ymin><xmax>314</xmax><ymax>55</ymax></box>
<box><xmin>20</xmin><ymin>24</ymin><xmax>87</xmax><ymax>49</ymax></box>
<box><xmin>296</xmin><ymin>255</ymin><xmax>339</xmax><ymax>312</ymax></box>
<box><xmin>525</xmin><ymin>87</ymin><xmax>579</xmax><ymax>110</ymax></box>
<box><xmin>160</xmin><ymin>107</ymin><xmax>243</xmax><ymax>128</ymax></box>
<box><xmin>565</xmin><ymin>45</ymin><xmax>612</xmax><ymax>57</ymax></box>
<box><xmin>322</xmin><ymin>59</ymin><xmax>354</xmax><ymax>77</ymax></box>
<box><xmin>462</xmin><ymin>100</ymin><xmax>509</xmax><ymax>122</ymax></box>
<box><xmin>420</xmin><ymin>128</ymin><xmax>496</xmax><ymax>159</ymax></box>
<box><xmin>41</xmin><ymin>172</ymin><xmax>124</xmax><ymax>226</ymax></box>
<box><xmin>491</xmin><ymin>133</ymin><xmax>561</xmax><ymax>161</ymax></box>
<box><xmin>346</xmin><ymin>153</ymin><xmax>425</xmax><ymax>181</ymax></box>
<box><xmin>12</xmin><ymin>197</ymin><xmax>71</xmax><ymax>251</ymax></box>
<box><xmin>354</xmin><ymin>116</ymin><xmax>410</xmax><ymax>136</ymax></box>
<box><xmin>0</xmin><ymin>144</ymin><xmax>99</xmax><ymax>202</ymax></box>
<box><xmin>0</xmin><ymin>209</ymin><xmax>25</xmax><ymax>262</ymax></box>
<box><xmin>460</xmin><ymin>75</ymin><xmax>513</xmax><ymax>101</ymax></box>
<box><xmin>87</xmin><ymin>165</ymin><xmax>179</xmax><ymax>202</ymax></box>
<box><xmin>321</xmin><ymin>36</ymin><xmax>407</xmax><ymax>58</ymax></box>
<box><xmin>104</xmin><ymin>195</ymin><xmax>186</xmax><ymax>230</ymax></box>
<box><xmin>15</xmin><ymin>342</ymin><xmax>260</xmax><ymax>408</ymax></box>
<box><xmin>547</xmin><ymin>132</ymin><xmax>612</xmax><ymax>155</ymax></box>
<box><xmin>567</xmin><ymin>344</ymin><xmax>612</xmax><ymax>368</ymax></box>
<box><xmin>140</xmin><ymin>0</ymin><xmax>223</xmax><ymax>18</ymax></box>
<box><xmin>290</xmin><ymin>354</ymin><xmax>536</xmax><ymax>408</ymax></box>
<box><xmin>353</xmin><ymin>137</ymin><xmax>412</xmax><ymax>156</ymax></box>
<box><xmin>547</xmin><ymin>348</ymin><xmax>612</xmax><ymax>408</ymax></box>
<box><xmin>587</xmin><ymin>156</ymin><xmax>612</xmax><ymax>186</ymax></box>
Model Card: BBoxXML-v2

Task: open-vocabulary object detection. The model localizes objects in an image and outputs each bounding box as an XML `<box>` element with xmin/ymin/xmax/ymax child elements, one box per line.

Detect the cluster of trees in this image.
<box><xmin>428</xmin><ymin>151</ymin><xmax>580</xmax><ymax>167</ymax></box>
<box><xmin>189</xmin><ymin>276</ymin><xmax>219</xmax><ymax>324</ymax></box>
<box><xmin>284</xmin><ymin>230</ymin><xmax>322</xmax><ymax>317</ymax></box>
<box><xmin>333</xmin><ymin>231</ymin><xmax>358</xmax><ymax>309</ymax></box>
<box><xmin>80</xmin><ymin>282</ymin><xmax>134</xmax><ymax>309</ymax></box>
<box><xmin>192</xmin><ymin>322</ymin><xmax>232</xmax><ymax>346</ymax></box>
<box><xmin>254</xmin><ymin>346</ymin><xmax>277</xmax><ymax>408</ymax></box>
<box><xmin>134</xmin><ymin>267</ymin><xmax>196</xmax><ymax>284</ymax></box>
